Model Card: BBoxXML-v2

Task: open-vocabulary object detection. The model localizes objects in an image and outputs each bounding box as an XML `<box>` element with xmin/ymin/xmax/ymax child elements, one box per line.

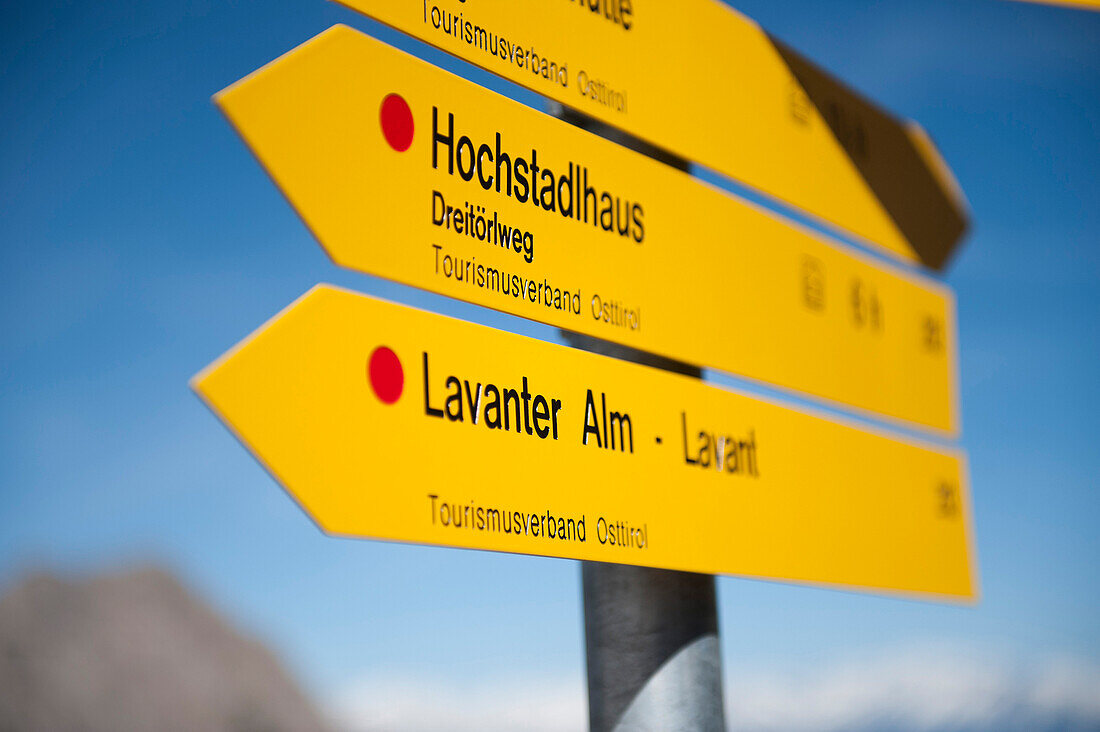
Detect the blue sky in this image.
<box><xmin>2</xmin><ymin>1</ymin><xmax>1098</xmax><ymax>729</ymax></box>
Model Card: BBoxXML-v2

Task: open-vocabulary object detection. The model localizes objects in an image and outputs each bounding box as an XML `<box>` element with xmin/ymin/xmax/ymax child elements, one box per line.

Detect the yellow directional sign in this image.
<box><xmin>193</xmin><ymin>285</ymin><xmax>976</xmax><ymax>600</ymax></box>
<box><xmin>334</xmin><ymin>0</ymin><xmax>969</xmax><ymax>270</ymax></box>
<box><xmin>1008</xmin><ymin>0</ymin><xmax>1100</xmax><ymax>9</ymax></box>
<box><xmin>216</xmin><ymin>26</ymin><xmax>960</xmax><ymax>435</ymax></box>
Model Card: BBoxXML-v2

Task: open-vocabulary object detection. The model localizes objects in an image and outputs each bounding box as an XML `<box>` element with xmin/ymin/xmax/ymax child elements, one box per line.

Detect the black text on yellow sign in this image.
<box><xmin>333</xmin><ymin>0</ymin><xmax>969</xmax><ymax>270</ymax></box>
<box><xmin>215</xmin><ymin>25</ymin><xmax>960</xmax><ymax>435</ymax></box>
<box><xmin>192</xmin><ymin>285</ymin><xmax>976</xmax><ymax>601</ymax></box>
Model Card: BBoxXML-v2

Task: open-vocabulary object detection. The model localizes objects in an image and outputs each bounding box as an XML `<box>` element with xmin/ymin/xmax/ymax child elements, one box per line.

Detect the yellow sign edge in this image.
<box><xmin>1008</xmin><ymin>0</ymin><xmax>1100</xmax><ymax>9</ymax></box>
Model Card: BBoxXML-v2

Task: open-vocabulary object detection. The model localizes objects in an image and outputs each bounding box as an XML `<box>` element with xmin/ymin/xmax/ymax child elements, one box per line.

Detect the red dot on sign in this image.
<box><xmin>368</xmin><ymin>346</ymin><xmax>404</xmax><ymax>404</ymax></box>
<box><xmin>380</xmin><ymin>94</ymin><xmax>414</xmax><ymax>152</ymax></box>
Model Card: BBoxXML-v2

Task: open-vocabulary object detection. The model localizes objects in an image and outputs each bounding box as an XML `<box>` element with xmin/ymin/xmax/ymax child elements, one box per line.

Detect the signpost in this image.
<box><xmin>334</xmin><ymin>0</ymin><xmax>969</xmax><ymax>269</ymax></box>
<box><xmin>199</xmin><ymin>6</ymin><xmax>977</xmax><ymax>726</ymax></box>
<box><xmin>193</xmin><ymin>285</ymin><xmax>975</xmax><ymax>600</ymax></box>
<box><xmin>216</xmin><ymin>25</ymin><xmax>960</xmax><ymax>435</ymax></box>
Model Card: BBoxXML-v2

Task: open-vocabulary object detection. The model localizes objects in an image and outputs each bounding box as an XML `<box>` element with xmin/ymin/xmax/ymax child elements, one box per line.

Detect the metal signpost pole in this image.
<box><xmin>556</xmin><ymin>329</ymin><xmax>727</xmax><ymax>731</ymax></box>
<box><xmin>546</xmin><ymin>88</ymin><xmax>727</xmax><ymax>716</ymax></box>
<box><xmin>582</xmin><ymin>562</ymin><xmax>725</xmax><ymax>731</ymax></box>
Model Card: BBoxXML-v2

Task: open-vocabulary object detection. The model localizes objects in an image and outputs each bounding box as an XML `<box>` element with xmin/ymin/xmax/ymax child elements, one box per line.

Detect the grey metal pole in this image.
<box><xmin>582</xmin><ymin>563</ymin><xmax>725</xmax><ymax>731</ymax></box>
<box><xmin>549</xmin><ymin>102</ymin><xmax>727</xmax><ymax>731</ymax></box>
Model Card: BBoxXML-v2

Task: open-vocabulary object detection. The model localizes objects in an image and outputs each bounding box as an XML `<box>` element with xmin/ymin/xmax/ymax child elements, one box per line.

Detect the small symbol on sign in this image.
<box><xmin>789</xmin><ymin>83</ymin><xmax>812</xmax><ymax>126</ymax></box>
<box><xmin>923</xmin><ymin>315</ymin><xmax>944</xmax><ymax>353</ymax></box>
<box><xmin>851</xmin><ymin>278</ymin><xmax>883</xmax><ymax>332</ymax></box>
<box><xmin>938</xmin><ymin>482</ymin><xmax>959</xmax><ymax>518</ymax></box>
<box><xmin>802</xmin><ymin>256</ymin><xmax>825</xmax><ymax>312</ymax></box>
<box><xmin>380</xmin><ymin>93</ymin><xmax>414</xmax><ymax>152</ymax></box>
<box><xmin>368</xmin><ymin>346</ymin><xmax>404</xmax><ymax>404</ymax></box>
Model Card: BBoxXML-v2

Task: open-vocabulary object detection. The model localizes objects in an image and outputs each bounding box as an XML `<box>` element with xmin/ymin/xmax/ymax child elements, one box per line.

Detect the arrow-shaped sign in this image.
<box><xmin>193</xmin><ymin>285</ymin><xmax>976</xmax><ymax>600</ymax></box>
<box><xmin>335</xmin><ymin>0</ymin><xmax>970</xmax><ymax>269</ymax></box>
<box><xmin>216</xmin><ymin>26</ymin><xmax>960</xmax><ymax>435</ymax></box>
